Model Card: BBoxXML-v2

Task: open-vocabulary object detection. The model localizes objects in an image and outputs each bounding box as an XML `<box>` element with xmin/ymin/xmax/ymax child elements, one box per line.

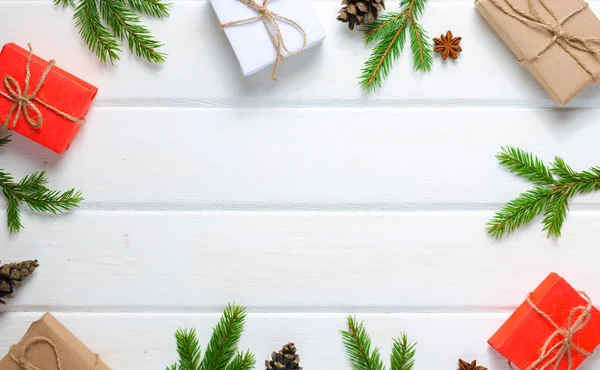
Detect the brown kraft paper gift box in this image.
<box><xmin>0</xmin><ymin>313</ymin><xmax>110</xmax><ymax>370</ymax></box>
<box><xmin>475</xmin><ymin>0</ymin><xmax>600</xmax><ymax>105</ymax></box>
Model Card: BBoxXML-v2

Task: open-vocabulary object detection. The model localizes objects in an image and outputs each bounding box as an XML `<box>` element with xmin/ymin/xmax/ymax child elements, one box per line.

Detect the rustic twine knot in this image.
<box><xmin>487</xmin><ymin>0</ymin><xmax>600</xmax><ymax>80</ymax></box>
<box><xmin>508</xmin><ymin>291</ymin><xmax>594</xmax><ymax>370</ymax></box>
<box><xmin>219</xmin><ymin>0</ymin><xmax>308</xmax><ymax>80</ymax></box>
<box><xmin>9</xmin><ymin>335</ymin><xmax>100</xmax><ymax>370</ymax></box>
<box><xmin>0</xmin><ymin>43</ymin><xmax>84</xmax><ymax>130</ymax></box>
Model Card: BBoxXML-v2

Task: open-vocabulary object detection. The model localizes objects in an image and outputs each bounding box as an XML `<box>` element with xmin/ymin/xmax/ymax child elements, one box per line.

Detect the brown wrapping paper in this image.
<box><xmin>475</xmin><ymin>0</ymin><xmax>600</xmax><ymax>105</ymax></box>
<box><xmin>0</xmin><ymin>313</ymin><xmax>110</xmax><ymax>370</ymax></box>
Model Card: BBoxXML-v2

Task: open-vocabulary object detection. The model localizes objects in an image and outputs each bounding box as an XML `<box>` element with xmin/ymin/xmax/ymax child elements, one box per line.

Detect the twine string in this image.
<box><xmin>0</xmin><ymin>43</ymin><xmax>84</xmax><ymax>129</ymax></box>
<box><xmin>486</xmin><ymin>0</ymin><xmax>600</xmax><ymax>80</ymax></box>
<box><xmin>507</xmin><ymin>291</ymin><xmax>593</xmax><ymax>370</ymax></box>
<box><xmin>219</xmin><ymin>0</ymin><xmax>307</xmax><ymax>80</ymax></box>
<box><xmin>9</xmin><ymin>335</ymin><xmax>100</xmax><ymax>370</ymax></box>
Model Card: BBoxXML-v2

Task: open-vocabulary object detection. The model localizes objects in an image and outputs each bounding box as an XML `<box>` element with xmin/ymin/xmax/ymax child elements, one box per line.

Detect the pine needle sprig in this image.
<box><xmin>487</xmin><ymin>147</ymin><xmax>600</xmax><ymax>238</ymax></box>
<box><xmin>341</xmin><ymin>316</ymin><xmax>416</xmax><ymax>370</ymax></box>
<box><xmin>360</xmin><ymin>0</ymin><xmax>432</xmax><ymax>92</ymax></box>
<box><xmin>168</xmin><ymin>303</ymin><xmax>255</xmax><ymax>370</ymax></box>
<box><xmin>59</xmin><ymin>0</ymin><xmax>169</xmax><ymax>64</ymax></box>
<box><xmin>74</xmin><ymin>0</ymin><xmax>121</xmax><ymax>64</ymax></box>
<box><xmin>390</xmin><ymin>334</ymin><xmax>416</xmax><ymax>370</ymax></box>
<box><xmin>98</xmin><ymin>0</ymin><xmax>166</xmax><ymax>64</ymax></box>
<box><xmin>342</xmin><ymin>316</ymin><xmax>385</xmax><ymax>370</ymax></box>
<box><xmin>0</xmin><ymin>136</ymin><xmax>84</xmax><ymax>234</ymax></box>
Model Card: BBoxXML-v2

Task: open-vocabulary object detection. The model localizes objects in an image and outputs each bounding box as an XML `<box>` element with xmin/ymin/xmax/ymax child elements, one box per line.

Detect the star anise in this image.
<box><xmin>433</xmin><ymin>31</ymin><xmax>462</xmax><ymax>60</ymax></box>
<box><xmin>458</xmin><ymin>359</ymin><xmax>487</xmax><ymax>370</ymax></box>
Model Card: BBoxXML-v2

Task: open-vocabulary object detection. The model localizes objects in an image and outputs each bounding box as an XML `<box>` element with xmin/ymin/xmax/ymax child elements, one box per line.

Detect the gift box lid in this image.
<box><xmin>488</xmin><ymin>273</ymin><xmax>600</xmax><ymax>370</ymax></box>
<box><xmin>211</xmin><ymin>0</ymin><xmax>326</xmax><ymax>76</ymax></box>
<box><xmin>0</xmin><ymin>313</ymin><xmax>111</xmax><ymax>370</ymax></box>
<box><xmin>0</xmin><ymin>43</ymin><xmax>98</xmax><ymax>154</ymax></box>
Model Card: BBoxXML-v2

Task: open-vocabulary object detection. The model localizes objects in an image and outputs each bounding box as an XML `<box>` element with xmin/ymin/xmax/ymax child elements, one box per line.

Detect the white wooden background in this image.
<box><xmin>1</xmin><ymin>0</ymin><xmax>600</xmax><ymax>369</ymax></box>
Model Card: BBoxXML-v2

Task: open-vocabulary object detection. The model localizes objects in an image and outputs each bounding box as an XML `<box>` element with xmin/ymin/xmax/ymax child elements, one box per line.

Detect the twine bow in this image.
<box><xmin>0</xmin><ymin>43</ymin><xmax>84</xmax><ymax>130</ymax></box>
<box><xmin>487</xmin><ymin>0</ymin><xmax>600</xmax><ymax>80</ymax></box>
<box><xmin>219</xmin><ymin>0</ymin><xmax>308</xmax><ymax>80</ymax></box>
<box><xmin>9</xmin><ymin>336</ymin><xmax>100</xmax><ymax>370</ymax></box>
<box><xmin>508</xmin><ymin>291</ymin><xmax>594</xmax><ymax>370</ymax></box>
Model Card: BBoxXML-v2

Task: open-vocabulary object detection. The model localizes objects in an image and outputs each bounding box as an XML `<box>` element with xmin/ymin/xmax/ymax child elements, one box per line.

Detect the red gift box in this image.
<box><xmin>0</xmin><ymin>43</ymin><xmax>98</xmax><ymax>154</ymax></box>
<box><xmin>489</xmin><ymin>273</ymin><xmax>600</xmax><ymax>370</ymax></box>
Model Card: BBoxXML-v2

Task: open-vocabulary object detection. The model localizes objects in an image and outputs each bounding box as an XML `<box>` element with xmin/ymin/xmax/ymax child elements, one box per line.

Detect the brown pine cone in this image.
<box><xmin>265</xmin><ymin>342</ymin><xmax>302</xmax><ymax>370</ymax></box>
<box><xmin>337</xmin><ymin>0</ymin><xmax>385</xmax><ymax>30</ymax></box>
<box><xmin>0</xmin><ymin>260</ymin><xmax>39</xmax><ymax>304</ymax></box>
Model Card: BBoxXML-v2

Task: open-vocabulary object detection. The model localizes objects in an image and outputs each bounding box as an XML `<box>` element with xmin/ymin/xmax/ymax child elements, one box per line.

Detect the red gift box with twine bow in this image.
<box><xmin>0</xmin><ymin>43</ymin><xmax>98</xmax><ymax>154</ymax></box>
<box><xmin>489</xmin><ymin>273</ymin><xmax>600</xmax><ymax>370</ymax></box>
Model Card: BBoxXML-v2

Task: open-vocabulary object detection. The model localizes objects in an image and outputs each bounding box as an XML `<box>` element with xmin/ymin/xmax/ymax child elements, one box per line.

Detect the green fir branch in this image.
<box><xmin>0</xmin><ymin>136</ymin><xmax>84</xmax><ymax>234</ymax></box>
<box><xmin>360</xmin><ymin>0</ymin><xmax>432</xmax><ymax>92</ymax></box>
<box><xmin>390</xmin><ymin>334</ymin><xmax>416</xmax><ymax>370</ymax></box>
<box><xmin>496</xmin><ymin>147</ymin><xmax>555</xmax><ymax>185</ymax></box>
<box><xmin>487</xmin><ymin>147</ymin><xmax>600</xmax><ymax>238</ymax></box>
<box><xmin>168</xmin><ymin>328</ymin><xmax>202</xmax><ymax>370</ymax></box>
<box><xmin>58</xmin><ymin>0</ymin><xmax>169</xmax><ymax>64</ymax></box>
<box><xmin>408</xmin><ymin>21</ymin><xmax>432</xmax><ymax>72</ymax></box>
<box><xmin>127</xmin><ymin>0</ymin><xmax>171</xmax><ymax>18</ymax></box>
<box><xmin>168</xmin><ymin>303</ymin><xmax>254</xmax><ymax>370</ymax></box>
<box><xmin>224</xmin><ymin>350</ymin><xmax>255</xmax><ymax>370</ymax></box>
<box><xmin>342</xmin><ymin>316</ymin><xmax>416</xmax><ymax>370</ymax></box>
<box><xmin>99</xmin><ymin>0</ymin><xmax>166</xmax><ymax>64</ymax></box>
<box><xmin>201</xmin><ymin>303</ymin><xmax>247</xmax><ymax>370</ymax></box>
<box><xmin>74</xmin><ymin>0</ymin><xmax>122</xmax><ymax>64</ymax></box>
<box><xmin>54</xmin><ymin>0</ymin><xmax>75</xmax><ymax>7</ymax></box>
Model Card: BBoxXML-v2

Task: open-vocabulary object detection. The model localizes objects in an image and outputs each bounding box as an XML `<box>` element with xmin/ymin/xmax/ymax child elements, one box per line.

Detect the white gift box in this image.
<box><xmin>211</xmin><ymin>0</ymin><xmax>326</xmax><ymax>77</ymax></box>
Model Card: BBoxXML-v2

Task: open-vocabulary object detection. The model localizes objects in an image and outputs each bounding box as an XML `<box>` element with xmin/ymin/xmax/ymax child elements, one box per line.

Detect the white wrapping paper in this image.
<box><xmin>210</xmin><ymin>0</ymin><xmax>326</xmax><ymax>76</ymax></box>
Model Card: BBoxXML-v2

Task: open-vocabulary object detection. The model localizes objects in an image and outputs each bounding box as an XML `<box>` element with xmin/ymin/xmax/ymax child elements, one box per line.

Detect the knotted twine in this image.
<box><xmin>486</xmin><ymin>0</ymin><xmax>600</xmax><ymax>80</ymax></box>
<box><xmin>0</xmin><ymin>43</ymin><xmax>84</xmax><ymax>130</ymax></box>
<box><xmin>9</xmin><ymin>336</ymin><xmax>100</xmax><ymax>370</ymax></box>
<box><xmin>507</xmin><ymin>291</ymin><xmax>594</xmax><ymax>370</ymax></box>
<box><xmin>219</xmin><ymin>0</ymin><xmax>307</xmax><ymax>80</ymax></box>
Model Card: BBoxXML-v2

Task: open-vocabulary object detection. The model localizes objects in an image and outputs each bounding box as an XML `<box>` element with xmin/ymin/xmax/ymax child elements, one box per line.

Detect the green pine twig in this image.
<box><xmin>60</xmin><ymin>0</ymin><xmax>170</xmax><ymax>64</ymax></box>
<box><xmin>0</xmin><ymin>136</ymin><xmax>83</xmax><ymax>234</ymax></box>
<box><xmin>487</xmin><ymin>147</ymin><xmax>600</xmax><ymax>238</ymax></box>
<box><xmin>341</xmin><ymin>316</ymin><xmax>416</xmax><ymax>370</ymax></box>
<box><xmin>360</xmin><ymin>0</ymin><xmax>432</xmax><ymax>92</ymax></box>
<box><xmin>168</xmin><ymin>303</ymin><xmax>255</xmax><ymax>370</ymax></box>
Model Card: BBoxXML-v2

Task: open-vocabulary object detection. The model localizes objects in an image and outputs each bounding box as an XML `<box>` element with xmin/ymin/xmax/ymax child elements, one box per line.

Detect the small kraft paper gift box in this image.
<box><xmin>0</xmin><ymin>313</ymin><xmax>110</xmax><ymax>370</ymax></box>
<box><xmin>475</xmin><ymin>0</ymin><xmax>600</xmax><ymax>105</ymax></box>
<box><xmin>488</xmin><ymin>273</ymin><xmax>600</xmax><ymax>370</ymax></box>
<box><xmin>211</xmin><ymin>0</ymin><xmax>326</xmax><ymax>79</ymax></box>
<box><xmin>0</xmin><ymin>43</ymin><xmax>98</xmax><ymax>154</ymax></box>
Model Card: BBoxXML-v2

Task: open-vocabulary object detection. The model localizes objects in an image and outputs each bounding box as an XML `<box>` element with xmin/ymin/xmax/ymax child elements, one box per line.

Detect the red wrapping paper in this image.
<box><xmin>488</xmin><ymin>273</ymin><xmax>600</xmax><ymax>370</ymax></box>
<box><xmin>0</xmin><ymin>43</ymin><xmax>98</xmax><ymax>154</ymax></box>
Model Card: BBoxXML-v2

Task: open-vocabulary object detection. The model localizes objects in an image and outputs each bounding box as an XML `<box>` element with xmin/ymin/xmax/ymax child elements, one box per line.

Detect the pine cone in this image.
<box><xmin>265</xmin><ymin>342</ymin><xmax>302</xmax><ymax>370</ymax></box>
<box><xmin>337</xmin><ymin>0</ymin><xmax>385</xmax><ymax>30</ymax></box>
<box><xmin>0</xmin><ymin>260</ymin><xmax>39</xmax><ymax>304</ymax></box>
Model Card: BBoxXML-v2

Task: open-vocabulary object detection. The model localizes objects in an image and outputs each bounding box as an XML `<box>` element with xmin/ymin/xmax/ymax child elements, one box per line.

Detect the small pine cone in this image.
<box><xmin>337</xmin><ymin>0</ymin><xmax>385</xmax><ymax>30</ymax></box>
<box><xmin>265</xmin><ymin>342</ymin><xmax>302</xmax><ymax>370</ymax></box>
<box><xmin>0</xmin><ymin>260</ymin><xmax>39</xmax><ymax>304</ymax></box>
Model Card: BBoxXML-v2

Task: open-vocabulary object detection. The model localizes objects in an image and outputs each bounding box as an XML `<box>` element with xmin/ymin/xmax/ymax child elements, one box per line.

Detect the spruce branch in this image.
<box><xmin>168</xmin><ymin>303</ymin><xmax>254</xmax><ymax>370</ymax></box>
<box><xmin>74</xmin><ymin>0</ymin><xmax>121</xmax><ymax>64</ymax></box>
<box><xmin>390</xmin><ymin>334</ymin><xmax>416</xmax><ymax>370</ymax></box>
<box><xmin>360</xmin><ymin>0</ymin><xmax>432</xmax><ymax>92</ymax></box>
<box><xmin>342</xmin><ymin>316</ymin><xmax>416</xmax><ymax>370</ymax></box>
<box><xmin>99</xmin><ymin>0</ymin><xmax>166</xmax><ymax>64</ymax></box>
<box><xmin>487</xmin><ymin>147</ymin><xmax>600</xmax><ymax>238</ymax></box>
<box><xmin>202</xmin><ymin>303</ymin><xmax>248</xmax><ymax>370</ymax></box>
<box><xmin>0</xmin><ymin>136</ymin><xmax>83</xmax><ymax>233</ymax></box>
<box><xmin>58</xmin><ymin>0</ymin><xmax>169</xmax><ymax>64</ymax></box>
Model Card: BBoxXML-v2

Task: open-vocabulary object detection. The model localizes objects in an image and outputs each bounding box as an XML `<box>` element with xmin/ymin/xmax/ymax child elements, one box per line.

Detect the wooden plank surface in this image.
<box><xmin>2</xmin><ymin>108</ymin><xmax>600</xmax><ymax>208</ymax></box>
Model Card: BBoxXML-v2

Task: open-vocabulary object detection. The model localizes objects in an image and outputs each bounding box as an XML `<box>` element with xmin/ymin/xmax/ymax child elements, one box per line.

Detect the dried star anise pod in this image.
<box><xmin>458</xmin><ymin>359</ymin><xmax>487</xmax><ymax>370</ymax></box>
<box><xmin>434</xmin><ymin>30</ymin><xmax>462</xmax><ymax>60</ymax></box>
